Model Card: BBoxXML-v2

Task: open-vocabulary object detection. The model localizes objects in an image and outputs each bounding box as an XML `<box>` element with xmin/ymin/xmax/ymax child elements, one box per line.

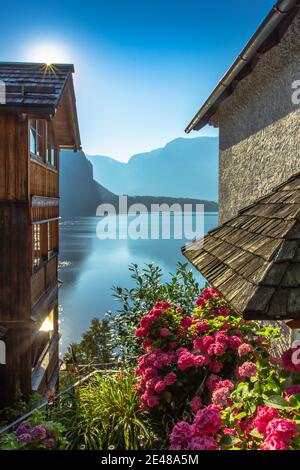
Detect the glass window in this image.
<box><xmin>46</xmin><ymin>124</ymin><xmax>56</xmax><ymax>167</ymax></box>
<box><xmin>30</xmin><ymin>120</ymin><xmax>44</xmax><ymax>159</ymax></box>
<box><xmin>33</xmin><ymin>224</ymin><xmax>41</xmax><ymax>268</ymax></box>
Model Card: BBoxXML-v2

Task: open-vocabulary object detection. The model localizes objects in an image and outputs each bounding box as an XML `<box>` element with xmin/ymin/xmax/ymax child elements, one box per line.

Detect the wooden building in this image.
<box><xmin>0</xmin><ymin>63</ymin><xmax>80</xmax><ymax>408</ymax></box>
<box><xmin>183</xmin><ymin>1</ymin><xmax>300</xmax><ymax>327</ymax></box>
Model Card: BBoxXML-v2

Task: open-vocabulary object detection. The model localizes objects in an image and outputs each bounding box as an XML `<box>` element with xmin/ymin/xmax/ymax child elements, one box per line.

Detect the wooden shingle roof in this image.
<box><xmin>0</xmin><ymin>62</ymin><xmax>73</xmax><ymax>114</ymax></box>
<box><xmin>0</xmin><ymin>62</ymin><xmax>81</xmax><ymax>150</ymax></box>
<box><xmin>182</xmin><ymin>172</ymin><xmax>300</xmax><ymax>320</ymax></box>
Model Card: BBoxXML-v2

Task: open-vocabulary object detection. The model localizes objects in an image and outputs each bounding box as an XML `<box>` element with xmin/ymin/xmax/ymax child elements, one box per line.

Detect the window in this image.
<box><xmin>46</xmin><ymin>125</ymin><xmax>56</xmax><ymax>167</ymax></box>
<box><xmin>30</xmin><ymin>120</ymin><xmax>45</xmax><ymax>158</ymax></box>
<box><xmin>48</xmin><ymin>222</ymin><xmax>53</xmax><ymax>256</ymax></box>
<box><xmin>33</xmin><ymin>224</ymin><xmax>41</xmax><ymax>267</ymax></box>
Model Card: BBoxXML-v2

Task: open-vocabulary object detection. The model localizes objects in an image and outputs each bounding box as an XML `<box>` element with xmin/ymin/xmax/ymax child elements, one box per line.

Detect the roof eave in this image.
<box><xmin>185</xmin><ymin>0</ymin><xmax>300</xmax><ymax>134</ymax></box>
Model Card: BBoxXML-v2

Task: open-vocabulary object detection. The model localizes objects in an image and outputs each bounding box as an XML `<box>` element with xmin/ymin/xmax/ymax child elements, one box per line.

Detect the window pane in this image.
<box><xmin>33</xmin><ymin>224</ymin><xmax>41</xmax><ymax>267</ymax></box>
<box><xmin>30</xmin><ymin>127</ymin><xmax>36</xmax><ymax>154</ymax></box>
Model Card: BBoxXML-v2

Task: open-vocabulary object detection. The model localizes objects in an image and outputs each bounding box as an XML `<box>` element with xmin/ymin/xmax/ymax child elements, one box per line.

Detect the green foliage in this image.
<box><xmin>0</xmin><ymin>392</ymin><xmax>45</xmax><ymax>428</ymax></box>
<box><xmin>0</xmin><ymin>410</ymin><xmax>68</xmax><ymax>450</ymax></box>
<box><xmin>63</xmin><ymin>318</ymin><xmax>113</xmax><ymax>366</ymax></box>
<box><xmin>56</xmin><ymin>371</ymin><xmax>155</xmax><ymax>450</ymax></box>
<box><xmin>107</xmin><ymin>262</ymin><xmax>199</xmax><ymax>363</ymax></box>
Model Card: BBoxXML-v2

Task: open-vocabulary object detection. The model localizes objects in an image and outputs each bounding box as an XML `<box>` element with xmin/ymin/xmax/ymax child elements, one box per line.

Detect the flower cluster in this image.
<box><xmin>169</xmin><ymin>405</ymin><xmax>221</xmax><ymax>450</ymax></box>
<box><xmin>134</xmin><ymin>286</ymin><xmax>300</xmax><ymax>451</ymax></box>
<box><xmin>253</xmin><ymin>407</ymin><xmax>298</xmax><ymax>450</ymax></box>
<box><xmin>15</xmin><ymin>421</ymin><xmax>55</xmax><ymax>450</ymax></box>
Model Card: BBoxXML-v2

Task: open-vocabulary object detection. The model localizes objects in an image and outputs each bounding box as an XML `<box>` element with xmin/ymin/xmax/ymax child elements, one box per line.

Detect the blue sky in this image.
<box><xmin>1</xmin><ymin>0</ymin><xmax>275</xmax><ymax>161</ymax></box>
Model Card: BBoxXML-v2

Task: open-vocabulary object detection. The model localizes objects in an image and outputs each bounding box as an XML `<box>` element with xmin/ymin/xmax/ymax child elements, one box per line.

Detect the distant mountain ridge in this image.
<box><xmin>60</xmin><ymin>149</ymin><xmax>218</xmax><ymax>217</ymax></box>
<box><xmin>87</xmin><ymin>137</ymin><xmax>218</xmax><ymax>201</ymax></box>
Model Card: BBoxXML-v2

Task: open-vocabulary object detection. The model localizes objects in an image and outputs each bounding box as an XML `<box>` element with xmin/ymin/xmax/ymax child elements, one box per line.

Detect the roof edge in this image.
<box><xmin>185</xmin><ymin>0</ymin><xmax>300</xmax><ymax>133</ymax></box>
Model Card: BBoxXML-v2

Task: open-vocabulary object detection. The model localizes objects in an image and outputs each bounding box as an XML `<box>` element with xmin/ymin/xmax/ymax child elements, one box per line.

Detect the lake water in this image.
<box><xmin>58</xmin><ymin>213</ymin><xmax>218</xmax><ymax>353</ymax></box>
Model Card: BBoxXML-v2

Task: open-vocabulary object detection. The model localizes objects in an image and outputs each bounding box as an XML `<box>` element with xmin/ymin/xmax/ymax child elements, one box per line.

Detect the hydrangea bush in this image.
<box><xmin>134</xmin><ymin>287</ymin><xmax>300</xmax><ymax>450</ymax></box>
<box><xmin>0</xmin><ymin>412</ymin><xmax>67</xmax><ymax>450</ymax></box>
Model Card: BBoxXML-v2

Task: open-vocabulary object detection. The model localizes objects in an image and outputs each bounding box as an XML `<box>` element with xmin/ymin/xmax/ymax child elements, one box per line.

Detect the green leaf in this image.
<box><xmin>249</xmin><ymin>429</ymin><xmax>263</xmax><ymax>439</ymax></box>
<box><xmin>264</xmin><ymin>395</ymin><xmax>290</xmax><ymax>409</ymax></box>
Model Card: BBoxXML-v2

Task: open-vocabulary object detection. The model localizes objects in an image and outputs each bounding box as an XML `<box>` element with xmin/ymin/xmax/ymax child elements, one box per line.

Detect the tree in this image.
<box><xmin>64</xmin><ymin>318</ymin><xmax>113</xmax><ymax>366</ymax></box>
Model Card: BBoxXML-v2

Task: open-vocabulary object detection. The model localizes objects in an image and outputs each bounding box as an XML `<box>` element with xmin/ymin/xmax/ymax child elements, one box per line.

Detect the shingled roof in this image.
<box><xmin>0</xmin><ymin>62</ymin><xmax>81</xmax><ymax>149</ymax></box>
<box><xmin>182</xmin><ymin>172</ymin><xmax>300</xmax><ymax>320</ymax></box>
<box><xmin>0</xmin><ymin>62</ymin><xmax>74</xmax><ymax>114</ymax></box>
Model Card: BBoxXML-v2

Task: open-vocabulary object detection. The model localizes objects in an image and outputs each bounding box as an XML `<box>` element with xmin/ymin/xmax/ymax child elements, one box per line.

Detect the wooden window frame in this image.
<box><xmin>30</xmin><ymin>119</ymin><xmax>46</xmax><ymax>162</ymax></box>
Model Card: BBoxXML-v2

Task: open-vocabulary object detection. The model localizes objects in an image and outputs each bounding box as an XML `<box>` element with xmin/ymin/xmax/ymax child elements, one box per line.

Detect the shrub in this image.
<box><xmin>107</xmin><ymin>262</ymin><xmax>199</xmax><ymax>363</ymax></box>
<box><xmin>56</xmin><ymin>371</ymin><xmax>155</xmax><ymax>450</ymax></box>
<box><xmin>0</xmin><ymin>411</ymin><xmax>67</xmax><ymax>450</ymax></box>
<box><xmin>133</xmin><ymin>286</ymin><xmax>300</xmax><ymax>448</ymax></box>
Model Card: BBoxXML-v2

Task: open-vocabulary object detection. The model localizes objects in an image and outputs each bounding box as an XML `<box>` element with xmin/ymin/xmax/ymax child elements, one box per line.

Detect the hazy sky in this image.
<box><xmin>1</xmin><ymin>0</ymin><xmax>275</xmax><ymax>161</ymax></box>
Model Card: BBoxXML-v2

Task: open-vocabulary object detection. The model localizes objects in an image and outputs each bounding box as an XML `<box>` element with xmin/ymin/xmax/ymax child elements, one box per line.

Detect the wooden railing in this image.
<box><xmin>31</xmin><ymin>255</ymin><xmax>58</xmax><ymax>306</ymax></box>
<box><xmin>30</xmin><ymin>158</ymin><xmax>58</xmax><ymax>198</ymax></box>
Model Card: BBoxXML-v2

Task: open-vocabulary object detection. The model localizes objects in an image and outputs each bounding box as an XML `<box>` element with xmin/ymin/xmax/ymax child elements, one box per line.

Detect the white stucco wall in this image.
<box><xmin>212</xmin><ymin>12</ymin><xmax>300</xmax><ymax>223</ymax></box>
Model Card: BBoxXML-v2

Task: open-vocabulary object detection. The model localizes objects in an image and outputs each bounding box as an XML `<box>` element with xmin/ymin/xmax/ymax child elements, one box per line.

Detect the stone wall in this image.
<box><xmin>212</xmin><ymin>12</ymin><xmax>300</xmax><ymax>224</ymax></box>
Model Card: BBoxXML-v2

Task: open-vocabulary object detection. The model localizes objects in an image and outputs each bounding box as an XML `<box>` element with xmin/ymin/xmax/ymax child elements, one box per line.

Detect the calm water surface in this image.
<box><xmin>58</xmin><ymin>213</ymin><xmax>218</xmax><ymax>353</ymax></box>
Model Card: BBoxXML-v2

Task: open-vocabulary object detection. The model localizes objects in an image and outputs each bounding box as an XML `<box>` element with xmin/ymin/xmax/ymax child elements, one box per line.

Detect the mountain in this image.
<box><xmin>60</xmin><ymin>150</ymin><xmax>218</xmax><ymax>217</ymax></box>
<box><xmin>87</xmin><ymin>137</ymin><xmax>218</xmax><ymax>201</ymax></box>
<box><xmin>60</xmin><ymin>150</ymin><xmax>118</xmax><ymax>217</ymax></box>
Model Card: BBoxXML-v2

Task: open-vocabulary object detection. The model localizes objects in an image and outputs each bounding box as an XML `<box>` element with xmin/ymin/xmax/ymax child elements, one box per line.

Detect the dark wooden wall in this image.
<box><xmin>0</xmin><ymin>113</ymin><xmax>32</xmax><ymax>406</ymax></box>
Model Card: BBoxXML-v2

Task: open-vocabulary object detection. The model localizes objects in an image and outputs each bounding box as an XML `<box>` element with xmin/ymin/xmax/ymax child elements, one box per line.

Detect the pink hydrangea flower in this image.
<box><xmin>178</xmin><ymin>352</ymin><xmax>196</xmax><ymax>371</ymax></box>
<box><xmin>223</xmin><ymin>428</ymin><xmax>238</xmax><ymax>437</ymax></box>
<box><xmin>160</xmin><ymin>328</ymin><xmax>170</xmax><ymax>337</ymax></box>
<box><xmin>188</xmin><ymin>436</ymin><xmax>219</xmax><ymax>451</ymax></box>
<box><xmin>284</xmin><ymin>385</ymin><xmax>300</xmax><ymax>402</ymax></box>
<box><xmin>214</xmin><ymin>332</ymin><xmax>229</xmax><ymax>344</ymax></box>
<box><xmin>238</xmin><ymin>361</ymin><xmax>257</xmax><ymax>379</ymax></box>
<box><xmin>266</xmin><ymin>418</ymin><xmax>298</xmax><ymax>443</ymax></box>
<box><xmin>190</xmin><ymin>396</ymin><xmax>203</xmax><ymax>413</ymax></box>
<box><xmin>281</xmin><ymin>347</ymin><xmax>300</xmax><ymax>373</ymax></box>
<box><xmin>135</xmin><ymin>327</ymin><xmax>149</xmax><ymax>338</ymax></box>
<box><xmin>147</xmin><ymin>394</ymin><xmax>160</xmax><ymax>408</ymax></box>
<box><xmin>260</xmin><ymin>435</ymin><xmax>288</xmax><ymax>451</ymax></box>
<box><xmin>209</xmin><ymin>361</ymin><xmax>223</xmax><ymax>373</ymax></box>
<box><xmin>238</xmin><ymin>343</ymin><xmax>254</xmax><ymax>357</ymax></box>
<box><xmin>193</xmin><ymin>406</ymin><xmax>222</xmax><ymax>436</ymax></box>
<box><xmin>217</xmin><ymin>307</ymin><xmax>230</xmax><ymax>316</ymax></box>
<box><xmin>194</xmin><ymin>354</ymin><xmax>208</xmax><ymax>367</ymax></box>
<box><xmin>206</xmin><ymin>374</ymin><xmax>221</xmax><ymax>392</ymax></box>
<box><xmin>169</xmin><ymin>421</ymin><xmax>195</xmax><ymax>449</ymax></box>
<box><xmin>228</xmin><ymin>336</ymin><xmax>243</xmax><ymax>350</ymax></box>
<box><xmin>215</xmin><ymin>380</ymin><xmax>234</xmax><ymax>391</ymax></box>
<box><xmin>154</xmin><ymin>380</ymin><xmax>166</xmax><ymax>393</ymax></box>
<box><xmin>200</xmin><ymin>336</ymin><xmax>215</xmax><ymax>353</ymax></box>
<box><xmin>254</xmin><ymin>407</ymin><xmax>279</xmax><ymax>435</ymax></box>
<box><xmin>211</xmin><ymin>342</ymin><xmax>227</xmax><ymax>357</ymax></box>
<box><xmin>180</xmin><ymin>316</ymin><xmax>193</xmax><ymax>329</ymax></box>
<box><xmin>196</xmin><ymin>321</ymin><xmax>210</xmax><ymax>333</ymax></box>
<box><xmin>196</xmin><ymin>297</ymin><xmax>204</xmax><ymax>307</ymax></box>
<box><xmin>211</xmin><ymin>387</ymin><xmax>231</xmax><ymax>407</ymax></box>
<box><xmin>164</xmin><ymin>372</ymin><xmax>177</xmax><ymax>386</ymax></box>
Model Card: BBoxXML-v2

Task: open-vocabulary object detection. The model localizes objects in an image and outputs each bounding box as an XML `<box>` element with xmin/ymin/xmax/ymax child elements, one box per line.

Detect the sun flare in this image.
<box><xmin>27</xmin><ymin>43</ymin><xmax>70</xmax><ymax>65</ymax></box>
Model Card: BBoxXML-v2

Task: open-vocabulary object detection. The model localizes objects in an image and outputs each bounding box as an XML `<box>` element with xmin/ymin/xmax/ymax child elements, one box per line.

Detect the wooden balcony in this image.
<box><xmin>31</xmin><ymin>255</ymin><xmax>58</xmax><ymax>306</ymax></box>
<box><xmin>30</xmin><ymin>157</ymin><xmax>58</xmax><ymax>198</ymax></box>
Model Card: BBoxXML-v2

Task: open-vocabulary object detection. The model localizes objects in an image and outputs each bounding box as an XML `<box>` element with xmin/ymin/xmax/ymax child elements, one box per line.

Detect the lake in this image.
<box><xmin>58</xmin><ymin>213</ymin><xmax>218</xmax><ymax>353</ymax></box>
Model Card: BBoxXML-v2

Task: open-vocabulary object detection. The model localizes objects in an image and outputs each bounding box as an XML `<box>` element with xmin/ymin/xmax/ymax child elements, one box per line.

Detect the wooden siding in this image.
<box><xmin>30</xmin><ymin>159</ymin><xmax>58</xmax><ymax>198</ymax></box>
<box><xmin>0</xmin><ymin>113</ymin><xmax>28</xmax><ymax>201</ymax></box>
<box><xmin>0</xmin><ymin>202</ymin><xmax>31</xmax><ymax>321</ymax></box>
<box><xmin>31</xmin><ymin>206</ymin><xmax>59</xmax><ymax>222</ymax></box>
<box><xmin>31</xmin><ymin>256</ymin><xmax>58</xmax><ymax>306</ymax></box>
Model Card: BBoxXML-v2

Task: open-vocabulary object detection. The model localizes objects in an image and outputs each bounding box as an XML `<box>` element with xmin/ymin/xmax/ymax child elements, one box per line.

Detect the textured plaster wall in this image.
<box><xmin>213</xmin><ymin>12</ymin><xmax>300</xmax><ymax>224</ymax></box>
